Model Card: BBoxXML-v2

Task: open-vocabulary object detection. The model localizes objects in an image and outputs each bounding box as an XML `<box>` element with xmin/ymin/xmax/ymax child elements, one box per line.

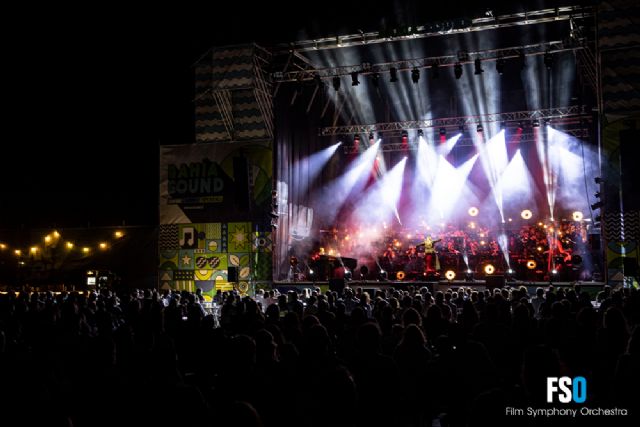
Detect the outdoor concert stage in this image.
<box><xmin>273</xmin><ymin>279</ymin><xmax>607</xmax><ymax>297</ymax></box>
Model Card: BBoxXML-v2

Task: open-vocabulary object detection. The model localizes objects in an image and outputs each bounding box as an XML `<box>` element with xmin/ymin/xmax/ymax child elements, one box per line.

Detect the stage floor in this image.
<box><xmin>272</xmin><ymin>279</ymin><xmax>607</xmax><ymax>296</ymax></box>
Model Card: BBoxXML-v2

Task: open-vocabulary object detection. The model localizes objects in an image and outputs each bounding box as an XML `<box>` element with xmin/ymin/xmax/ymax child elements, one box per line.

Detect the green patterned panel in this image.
<box><xmin>252</xmin><ymin>252</ymin><xmax>272</xmax><ymax>281</ymax></box>
<box><xmin>206</xmin><ymin>239</ymin><xmax>221</xmax><ymax>253</ymax></box>
<box><xmin>178</xmin><ymin>250</ymin><xmax>195</xmax><ymax>269</ymax></box>
<box><xmin>205</xmin><ymin>223</ymin><xmax>222</xmax><ymax>239</ymax></box>
<box><xmin>227</xmin><ymin>222</ymin><xmax>251</xmax><ymax>252</ymax></box>
<box><xmin>252</xmin><ymin>231</ymin><xmax>272</xmax><ymax>252</ymax></box>
<box><xmin>174</xmin><ymin>270</ymin><xmax>195</xmax><ymax>281</ymax></box>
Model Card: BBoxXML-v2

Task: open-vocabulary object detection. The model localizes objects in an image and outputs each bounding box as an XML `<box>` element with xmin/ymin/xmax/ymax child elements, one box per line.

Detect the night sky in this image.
<box><xmin>0</xmin><ymin>1</ymin><xmax>556</xmax><ymax>229</ymax></box>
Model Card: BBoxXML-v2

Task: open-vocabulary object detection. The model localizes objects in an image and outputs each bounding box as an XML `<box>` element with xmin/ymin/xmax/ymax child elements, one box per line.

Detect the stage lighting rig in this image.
<box><xmin>474</xmin><ymin>58</ymin><xmax>484</xmax><ymax>75</ymax></box>
<box><xmin>496</xmin><ymin>58</ymin><xmax>506</xmax><ymax>75</ymax></box>
<box><xmin>351</xmin><ymin>71</ymin><xmax>360</xmax><ymax>86</ymax></box>
<box><xmin>454</xmin><ymin>63</ymin><xmax>462</xmax><ymax>79</ymax></box>
<box><xmin>439</xmin><ymin>127</ymin><xmax>446</xmax><ymax>136</ymax></box>
<box><xmin>390</xmin><ymin>67</ymin><xmax>398</xmax><ymax>82</ymax></box>
<box><xmin>332</xmin><ymin>76</ymin><xmax>341</xmax><ymax>91</ymax></box>
<box><xmin>417</xmin><ymin>129</ymin><xmax>424</xmax><ymax>137</ymax></box>
<box><xmin>411</xmin><ymin>68</ymin><xmax>420</xmax><ymax>83</ymax></box>
<box><xmin>477</xmin><ymin>124</ymin><xmax>483</xmax><ymax>133</ymax></box>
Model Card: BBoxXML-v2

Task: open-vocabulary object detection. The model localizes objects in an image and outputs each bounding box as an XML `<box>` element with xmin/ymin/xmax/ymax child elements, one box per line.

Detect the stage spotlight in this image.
<box><xmin>431</xmin><ymin>63</ymin><xmax>440</xmax><ymax>79</ymax></box>
<box><xmin>344</xmin><ymin>268</ymin><xmax>352</xmax><ymax>281</ymax></box>
<box><xmin>459</xmin><ymin>123</ymin><xmax>465</xmax><ymax>133</ymax></box>
<box><xmin>332</xmin><ymin>76</ymin><xmax>341</xmax><ymax>91</ymax></box>
<box><xmin>368</xmin><ymin>132</ymin><xmax>374</xmax><ymax>141</ymax></box>
<box><xmin>572</xmin><ymin>211</ymin><xmax>584</xmax><ymax>221</ymax></box>
<box><xmin>396</xmin><ymin>271</ymin><xmax>406</xmax><ymax>281</ymax></box>
<box><xmin>468</xmin><ymin>207</ymin><xmax>479</xmax><ymax>217</ymax></box>
<box><xmin>353</xmin><ymin>134</ymin><xmax>360</xmax><ymax>145</ymax></box>
<box><xmin>445</xmin><ymin>270</ymin><xmax>456</xmax><ymax>281</ymax></box>
<box><xmin>465</xmin><ymin>269</ymin><xmax>473</xmax><ymax>282</ymax></box>
<box><xmin>507</xmin><ymin>268</ymin><xmax>514</xmax><ymax>275</ymax></box>
<box><xmin>551</xmin><ymin>269</ymin><xmax>558</xmax><ymax>275</ymax></box>
<box><xmin>518</xmin><ymin>121</ymin><xmax>524</xmax><ymax>130</ymax></box>
<box><xmin>474</xmin><ymin>58</ymin><xmax>484</xmax><ymax>75</ymax></box>
<box><xmin>544</xmin><ymin>51</ymin><xmax>554</xmax><ymax>69</ymax></box>
<box><xmin>476</xmin><ymin>124</ymin><xmax>483</xmax><ymax>133</ymax></box>
<box><xmin>527</xmin><ymin>260</ymin><xmax>537</xmax><ymax>270</ymax></box>
<box><xmin>484</xmin><ymin>264</ymin><xmax>495</xmax><ymax>275</ymax></box>
<box><xmin>378</xmin><ymin>270</ymin><xmax>388</xmax><ymax>281</ymax></box>
<box><xmin>532</xmin><ymin>120</ymin><xmax>540</xmax><ymax>127</ymax></box>
<box><xmin>591</xmin><ymin>201</ymin><xmax>603</xmax><ymax>210</ymax></box>
<box><xmin>454</xmin><ymin>63</ymin><xmax>462</xmax><ymax>79</ymax></box>
<box><xmin>351</xmin><ymin>71</ymin><xmax>360</xmax><ymax>86</ymax></box>
<box><xmin>594</xmin><ymin>177</ymin><xmax>603</xmax><ymax>184</ymax></box>
<box><xmin>359</xmin><ymin>265</ymin><xmax>369</xmax><ymax>279</ymax></box>
<box><xmin>521</xmin><ymin>209</ymin><xmax>533</xmax><ymax>219</ymax></box>
<box><xmin>371</xmin><ymin>72</ymin><xmax>380</xmax><ymax>88</ymax></box>
<box><xmin>439</xmin><ymin>127</ymin><xmax>446</xmax><ymax>136</ymax></box>
<box><xmin>411</xmin><ymin>68</ymin><xmax>420</xmax><ymax>83</ymax></box>
<box><xmin>417</xmin><ymin>129</ymin><xmax>424</xmax><ymax>137</ymax></box>
<box><xmin>496</xmin><ymin>58</ymin><xmax>506</xmax><ymax>75</ymax></box>
<box><xmin>389</xmin><ymin>67</ymin><xmax>398</xmax><ymax>82</ymax></box>
<box><xmin>401</xmin><ymin>130</ymin><xmax>408</xmax><ymax>139</ymax></box>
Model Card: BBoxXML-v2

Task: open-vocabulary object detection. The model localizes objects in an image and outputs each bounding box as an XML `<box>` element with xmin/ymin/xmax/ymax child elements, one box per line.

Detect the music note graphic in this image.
<box><xmin>180</xmin><ymin>227</ymin><xmax>197</xmax><ymax>249</ymax></box>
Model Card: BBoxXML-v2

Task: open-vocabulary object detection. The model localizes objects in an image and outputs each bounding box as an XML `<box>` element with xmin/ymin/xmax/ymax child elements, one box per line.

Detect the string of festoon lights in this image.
<box><xmin>0</xmin><ymin>230</ymin><xmax>125</xmax><ymax>260</ymax></box>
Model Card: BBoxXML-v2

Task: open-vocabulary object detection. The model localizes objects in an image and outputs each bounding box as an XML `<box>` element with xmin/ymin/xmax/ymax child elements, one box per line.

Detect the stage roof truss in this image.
<box><xmin>273</xmin><ymin>39</ymin><xmax>589</xmax><ymax>83</ymax></box>
<box><xmin>321</xmin><ymin>106</ymin><xmax>590</xmax><ymax>136</ymax></box>
<box><xmin>272</xmin><ymin>5</ymin><xmax>594</xmax><ymax>54</ymax></box>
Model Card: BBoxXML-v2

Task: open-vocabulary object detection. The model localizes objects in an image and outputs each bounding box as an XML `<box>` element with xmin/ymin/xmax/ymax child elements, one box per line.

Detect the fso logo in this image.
<box><xmin>547</xmin><ymin>376</ymin><xmax>587</xmax><ymax>403</ymax></box>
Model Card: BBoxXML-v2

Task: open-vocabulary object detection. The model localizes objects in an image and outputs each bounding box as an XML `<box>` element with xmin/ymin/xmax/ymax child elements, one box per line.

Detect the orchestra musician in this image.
<box><xmin>382</xmin><ymin>243</ymin><xmax>396</xmax><ymax>260</ymax></box>
<box><xmin>405</xmin><ymin>245</ymin><xmax>417</xmax><ymax>259</ymax></box>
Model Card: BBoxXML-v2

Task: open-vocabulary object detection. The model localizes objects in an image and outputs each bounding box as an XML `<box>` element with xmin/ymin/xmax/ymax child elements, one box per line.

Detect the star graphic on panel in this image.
<box><xmin>182</xmin><ymin>254</ymin><xmax>192</xmax><ymax>266</ymax></box>
<box><xmin>232</xmin><ymin>229</ymin><xmax>248</xmax><ymax>246</ymax></box>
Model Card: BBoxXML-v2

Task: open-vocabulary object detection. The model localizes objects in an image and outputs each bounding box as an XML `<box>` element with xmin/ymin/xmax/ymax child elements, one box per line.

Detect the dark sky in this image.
<box><xmin>0</xmin><ymin>1</ymin><xmax>562</xmax><ymax>229</ymax></box>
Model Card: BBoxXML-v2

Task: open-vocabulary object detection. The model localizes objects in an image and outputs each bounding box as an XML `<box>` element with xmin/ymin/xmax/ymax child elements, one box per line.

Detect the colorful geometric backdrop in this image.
<box><xmin>159</xmin><ymin>222</ymin><xmax>272</xmax><ymax>297</ymax></box>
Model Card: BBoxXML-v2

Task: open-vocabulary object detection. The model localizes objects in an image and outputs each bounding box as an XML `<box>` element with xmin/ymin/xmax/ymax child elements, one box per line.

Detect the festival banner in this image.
<box><xmin>159</xmin><ymin>141</ymin><xmax>272</xmax><ymax>224</ymax></box>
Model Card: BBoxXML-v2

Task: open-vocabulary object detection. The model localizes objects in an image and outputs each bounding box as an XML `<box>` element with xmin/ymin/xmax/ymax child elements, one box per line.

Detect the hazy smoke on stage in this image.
<box><xmin>283</xmin><ymin>126</ymin><xmax>599</xmax><ymax>281</ymax></box>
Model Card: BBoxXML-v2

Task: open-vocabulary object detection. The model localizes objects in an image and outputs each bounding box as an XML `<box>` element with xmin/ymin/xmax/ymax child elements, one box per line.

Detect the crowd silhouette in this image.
<box><xmin>0</xmin><ymin>283</ymin><xmax>638</xmax><ymax>426</ymax></box>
